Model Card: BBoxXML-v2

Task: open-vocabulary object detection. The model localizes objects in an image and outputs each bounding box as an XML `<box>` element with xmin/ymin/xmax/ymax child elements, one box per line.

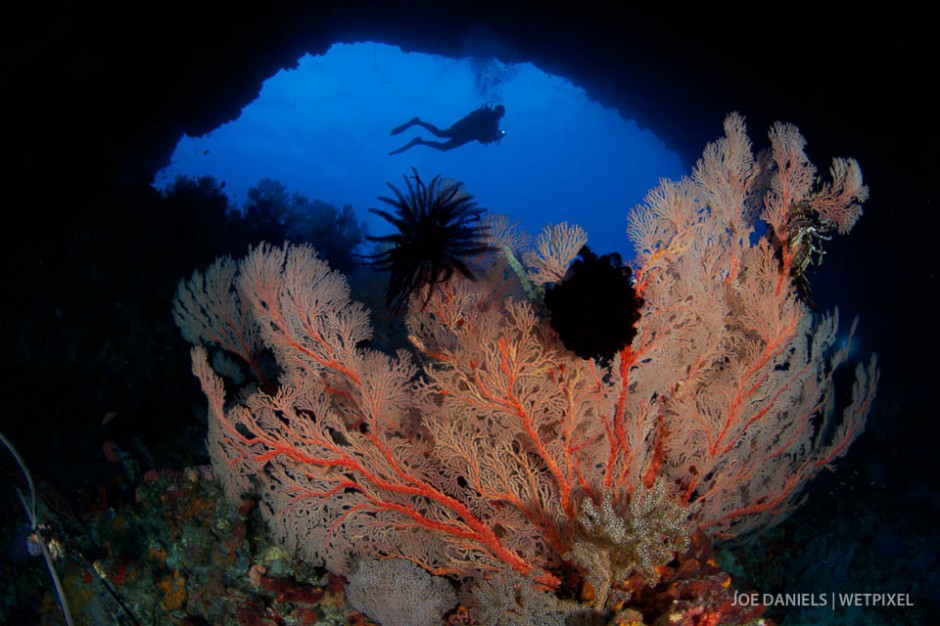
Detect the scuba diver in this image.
<box><xmin>389</xmin><ymin>104</ymin><xmax>506</xmax><ymax>155</ymax></box>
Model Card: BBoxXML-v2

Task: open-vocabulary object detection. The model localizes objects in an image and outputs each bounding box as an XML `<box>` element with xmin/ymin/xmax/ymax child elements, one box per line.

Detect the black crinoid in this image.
<box><xmin>366</xmin><ymin>168</ymin><xmax>497</xmax><ymax>312</ymax></box>
<box><xmin>544</xmin><ymin>245</ymin><xmax>644</xmax><ymax>363</ymax></box>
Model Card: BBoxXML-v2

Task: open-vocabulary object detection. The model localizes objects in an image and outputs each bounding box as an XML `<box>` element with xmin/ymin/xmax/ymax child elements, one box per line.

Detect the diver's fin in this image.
<box><xmin>389</xmin><ymin>137</ymin><xmax>422</xmax><ymax>155</ymax></box>
<box><xmin>390</xmin><ymin>117</ymin><xmax>420</xmax><ymax>135</ymax></box>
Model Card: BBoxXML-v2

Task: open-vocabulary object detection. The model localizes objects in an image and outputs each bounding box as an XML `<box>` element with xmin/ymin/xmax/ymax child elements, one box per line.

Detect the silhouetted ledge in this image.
<box><xmin>2</xmin><ymin>0</ymin><xmax>934</xmax><ymax>401</ymax></box>
<box><xmin>5</xmin><ymin>2</ymin><xmax>918</xmax><ymax>191</ymax></box>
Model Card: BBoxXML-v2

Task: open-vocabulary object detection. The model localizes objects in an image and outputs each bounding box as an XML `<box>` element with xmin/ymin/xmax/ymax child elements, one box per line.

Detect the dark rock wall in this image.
<box><xmin>1</xmin><ymin>1</ymin><xmax>932</xmax><ymax>476</ymax></box>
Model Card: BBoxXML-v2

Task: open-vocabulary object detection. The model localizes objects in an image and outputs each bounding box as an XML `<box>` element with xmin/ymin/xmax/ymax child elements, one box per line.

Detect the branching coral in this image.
<box><xmin>565</xmin><ymin>479</ymin><xmax>691</xmax><ymax>609</ymax></box>
<box><xmin>467</xmin><ymin>571</ymin><xmax>581</xmax><ymax>626</ymax></box>
<box><xmin>175</xmin><ymin>115</ymin><xmax>877</xmax><ymax>617</ymax></box>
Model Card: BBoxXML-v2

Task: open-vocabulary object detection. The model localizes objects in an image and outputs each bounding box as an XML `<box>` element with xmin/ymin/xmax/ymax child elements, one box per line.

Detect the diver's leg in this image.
<box><xmin>390</xmin><ymin>117</ymin><xmax>420</xmax><ymax>135</ymax></box>
<box><xmin>415</xmin><ymin>138</ymin><xmax>465</xmax><ymax>151</ymax></box>
<box><xmin>389</xmin><ymin>137</ymin><xmax>461</xmax><ymax>154</ymax></box>
<box><xmin>389</xmin><ymin>137</ymin><xmax>428</xmax><ymax>155</ymax></box>
<box><xmin>411</xmin><ymin>121</ymin><xmax>451</xmax><ymax>138</ymax></box>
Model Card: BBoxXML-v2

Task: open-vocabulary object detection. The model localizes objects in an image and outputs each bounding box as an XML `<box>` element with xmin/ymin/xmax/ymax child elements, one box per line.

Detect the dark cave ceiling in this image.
<box><xmin>3</xmin><ymin>1</ymin><xmax>934</xmax><ymax>385</ymax></box>
<box><xmin>1</xmin><ymin>2</ymin><xmax>937</xmax><ymax>502</ymax></box>
<box><xmin>6</xmin><ymin>2</ymin><xmax>915</xmax><ymax>192</ymax></box>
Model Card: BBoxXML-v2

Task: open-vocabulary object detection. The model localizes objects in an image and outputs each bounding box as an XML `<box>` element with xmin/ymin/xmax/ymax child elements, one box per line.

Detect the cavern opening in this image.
<box><xmin>156</xmin><ymin>42</ymin><xmax>683</xmax><ymax>260</ymax></box>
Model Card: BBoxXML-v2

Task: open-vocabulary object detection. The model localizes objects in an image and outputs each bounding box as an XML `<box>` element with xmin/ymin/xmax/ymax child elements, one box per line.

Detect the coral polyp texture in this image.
<box><xmin>173</xmin><ymin>114</ymin><xmax>877</xmax><ymax>613</ymax></box>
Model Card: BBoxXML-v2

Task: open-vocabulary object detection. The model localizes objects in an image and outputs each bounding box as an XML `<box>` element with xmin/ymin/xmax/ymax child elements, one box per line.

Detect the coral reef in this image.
<box><xmin>566</xmin><ymin>479</ymin><xmax>690</xmax><ymax>609</ymax></box>
<box><xmin>164</xmin><ymin>115</ymin><xmax>876</xmax><ymax>624</ymax></box>
<box><xmin>345</xmin><ymin>558</ymin><xmax>457</xmax><ymax>626</ymax></box>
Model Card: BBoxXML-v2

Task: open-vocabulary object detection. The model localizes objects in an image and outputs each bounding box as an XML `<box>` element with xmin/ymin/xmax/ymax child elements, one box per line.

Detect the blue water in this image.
<box><xmin>155</xmin><ymin>42</ymin><xmax>683</xmax><ymax>261</ymax></box>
